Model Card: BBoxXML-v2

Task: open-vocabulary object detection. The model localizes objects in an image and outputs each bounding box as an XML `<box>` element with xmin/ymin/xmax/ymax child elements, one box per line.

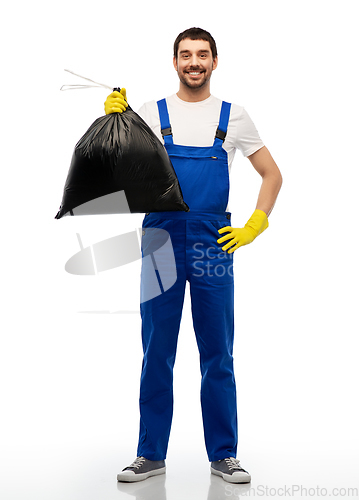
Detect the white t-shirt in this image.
<box><xmin>137</xmin><ymin>93</ymin><xmax>265</xmax><ymax>175</ymax></box>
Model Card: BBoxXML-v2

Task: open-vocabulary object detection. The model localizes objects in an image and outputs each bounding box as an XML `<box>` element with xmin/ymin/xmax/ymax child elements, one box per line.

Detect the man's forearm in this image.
<box><xmin>246</xmin><ymin>146</ymin><xmax>282</xmax><ymax>217</ymax></box>
<box><xmin>255</xmin><ymin>172</ymin><xmax>283</xmax><ymax>217</ymax></box>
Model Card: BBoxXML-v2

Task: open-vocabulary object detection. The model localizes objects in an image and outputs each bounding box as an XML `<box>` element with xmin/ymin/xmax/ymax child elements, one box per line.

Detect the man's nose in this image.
<box><xmin>190</xmin><ymin>55</ymin><xmax>200</xmax><ymax>67</ymax></box>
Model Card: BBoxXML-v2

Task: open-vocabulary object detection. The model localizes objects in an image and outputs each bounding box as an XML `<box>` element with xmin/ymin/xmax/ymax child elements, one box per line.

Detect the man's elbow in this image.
<box><xmin>276</xmin><ymin>170</ymin><xmax>283</xmax><ymax>189</ymax></box>
<box><xmin>264</xmin><ymin>166</ymin><xmax>283</xmax><ymax>189</ymax></box>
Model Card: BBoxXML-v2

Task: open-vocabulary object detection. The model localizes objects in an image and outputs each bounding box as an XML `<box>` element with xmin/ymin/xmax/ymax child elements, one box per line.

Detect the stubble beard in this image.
<box><xmin>178</xmin><ymin>68</ymin><xmax>212</xmax><ymax>90</ymax></box>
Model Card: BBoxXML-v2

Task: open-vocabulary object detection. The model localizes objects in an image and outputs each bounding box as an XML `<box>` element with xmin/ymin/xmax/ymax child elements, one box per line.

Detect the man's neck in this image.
<box><xmin>176</xmin><ymin>83</ymin><xmax>211</xmax><ymax>102</ymax></box>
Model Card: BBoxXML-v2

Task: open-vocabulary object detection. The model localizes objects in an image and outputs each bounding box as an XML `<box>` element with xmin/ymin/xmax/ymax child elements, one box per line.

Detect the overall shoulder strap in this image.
<box><xmin>157</xmin><ymin>99</ymin><xmax>173</xmax><ymax>145</ymax></box>
<box><xmin>215</xmin><ymin>101</ymin><xmax>231</xmax><ymax>143</ymax></box>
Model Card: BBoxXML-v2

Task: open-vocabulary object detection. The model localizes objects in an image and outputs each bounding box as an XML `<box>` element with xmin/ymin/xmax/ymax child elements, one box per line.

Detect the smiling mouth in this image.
<box><xmin>186</xmin><ymin>71</ymin><xmax>204</xmax><ymax>76</ymax></box>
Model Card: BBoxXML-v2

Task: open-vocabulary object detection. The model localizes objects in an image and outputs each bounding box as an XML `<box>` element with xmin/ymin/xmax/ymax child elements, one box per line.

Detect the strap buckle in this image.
<box><xmin>161</xmin><ymin>127</ymin><xmax>172</xmax><ymax>137</ymax></box>
<box><xmin>215</xmin><ymin>128</ymin><xmax>227</xmax><ymax>141</ymax></box>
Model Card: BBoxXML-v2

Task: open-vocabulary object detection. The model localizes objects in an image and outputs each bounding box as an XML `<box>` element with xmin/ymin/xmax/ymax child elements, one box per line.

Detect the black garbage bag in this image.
<box><xmin>55</xmin><ymin>90</ymin><xmax>189</xmax><ymax>218</ymax></box>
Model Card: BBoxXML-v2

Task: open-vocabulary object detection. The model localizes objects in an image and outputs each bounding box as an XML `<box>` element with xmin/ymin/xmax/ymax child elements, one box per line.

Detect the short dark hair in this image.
<box><xmin>173</xmin><ymin>27</ymin><xmax>218</xmax><ymax>60</ymax></box>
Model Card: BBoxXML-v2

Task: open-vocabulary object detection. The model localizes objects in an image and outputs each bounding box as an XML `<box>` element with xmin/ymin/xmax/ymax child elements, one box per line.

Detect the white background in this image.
<box><xmin>1</xmin><ymin>1</ymin><xmax>358</xmax><ymax>499</ymax></box>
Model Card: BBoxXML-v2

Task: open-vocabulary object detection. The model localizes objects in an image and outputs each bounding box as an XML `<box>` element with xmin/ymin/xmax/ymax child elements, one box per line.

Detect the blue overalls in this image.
<box><xmin>137</xmin><ymin>98</ymin><xmax>237</xmax><ymax>463</ymax></box>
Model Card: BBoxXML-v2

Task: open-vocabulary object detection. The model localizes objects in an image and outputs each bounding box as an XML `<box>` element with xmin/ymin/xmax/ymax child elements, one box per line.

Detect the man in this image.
<box><xmin>105</xmin><ymin>27</ymin><xmax>282</xmax><ymax>484</ymax></box>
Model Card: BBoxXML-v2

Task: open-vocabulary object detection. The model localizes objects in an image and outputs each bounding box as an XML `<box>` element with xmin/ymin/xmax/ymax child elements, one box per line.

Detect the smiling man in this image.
<box><xmin>175</xmin><ymin>40</ymin><xmax>218</xmax><ymax>94</ymax></box>
<box><xmin>105</xmin><ymin>27</ymin><xmax>282</xmax><ymax>484</ymax></box>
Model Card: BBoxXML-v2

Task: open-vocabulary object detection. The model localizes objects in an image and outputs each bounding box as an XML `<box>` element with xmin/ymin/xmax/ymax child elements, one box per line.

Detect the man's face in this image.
<box><xmin>173</xmin><ymin>39</ymin><xmax>218</xmax><ymax>90</ymax></box>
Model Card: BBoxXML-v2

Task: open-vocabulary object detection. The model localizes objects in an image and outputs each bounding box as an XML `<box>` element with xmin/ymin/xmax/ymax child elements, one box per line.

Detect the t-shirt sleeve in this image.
<box><xmin>228</xmin><ymin>105</ymin><xmax>265</xmax><ymax>157</ymax></box>
<box><xmin>137</xmin><ymin>103</ymin><xmax>149</xmax><ymax>122</ymax></box>
<box><xmin>137</xmin><ymin>101</ymin><xmax>163</xmax><ymax>143</ymax></box>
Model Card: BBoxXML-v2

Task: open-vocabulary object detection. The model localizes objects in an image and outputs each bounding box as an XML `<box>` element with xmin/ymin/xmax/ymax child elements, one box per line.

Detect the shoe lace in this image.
<box><xmin>128</xmin><ymin>456</ymin><xmax>146</xmax><ymax>469</ymax></box>
<box><xmin>224</xmin><ymin>457</ymin><xmax>244</xmax><ymax>471</ymax></box>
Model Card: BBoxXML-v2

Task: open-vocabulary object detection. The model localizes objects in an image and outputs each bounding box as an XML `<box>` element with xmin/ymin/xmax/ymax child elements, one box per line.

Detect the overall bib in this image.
<box><xmin>137</xmin><ymin>99</ymin><xmax>237</xmax><ymax>462</ymax></box>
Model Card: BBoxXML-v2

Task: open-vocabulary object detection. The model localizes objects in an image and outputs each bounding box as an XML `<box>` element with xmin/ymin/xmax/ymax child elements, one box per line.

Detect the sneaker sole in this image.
<box><xmin>210</xmin><ymin>466</ymin><xmax>251</xmax><ymax>483</ymax></box>
<box><xmin>117</xmin><ymin>466</ymin><xmax>166</xmax><ymax>483</ymax></box>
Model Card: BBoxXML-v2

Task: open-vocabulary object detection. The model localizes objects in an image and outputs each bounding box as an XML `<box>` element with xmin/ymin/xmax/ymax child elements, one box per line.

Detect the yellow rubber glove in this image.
<box><xmin>217</xmin><ymin>209</ymin><xmax>269</xmax><ymax>254</ymax></box>
<box><xmin>104</xmin><ymin>88</ymin><xmax>128</xmax><ymax>114</ymax></box>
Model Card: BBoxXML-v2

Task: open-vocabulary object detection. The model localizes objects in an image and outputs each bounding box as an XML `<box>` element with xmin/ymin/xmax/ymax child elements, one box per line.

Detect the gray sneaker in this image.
<box><xmin>117</xmin><ymin>456</ymin><xmax>166</xmax><ymax>482</ymax></box>
<box><xmin>210</xmin><ymin>457</ymin><xmax>251</xmax><ymax>483</ymax></box>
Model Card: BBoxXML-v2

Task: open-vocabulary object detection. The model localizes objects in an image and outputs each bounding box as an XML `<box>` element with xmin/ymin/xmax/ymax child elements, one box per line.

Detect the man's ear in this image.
<box><xmin>213</xmin><ymin>56</ymin><xmax>218</xmax><ymax>70</ymax></box>
<box><xmin>173</xmin><ymin>56</ymin><xmax>178</xmax><ymax>71</ymax></box>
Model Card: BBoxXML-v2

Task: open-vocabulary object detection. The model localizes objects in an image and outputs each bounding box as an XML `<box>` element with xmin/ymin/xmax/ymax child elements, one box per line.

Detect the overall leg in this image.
<box><xmin>137</xmin><ymin>219</ymin><xmax>186</xmax><ymax>460</ymax></box>
<box><xmin>188</xmin><ymin>219</ymin><xmax>237</xmax><ymax>462</ymax></box>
